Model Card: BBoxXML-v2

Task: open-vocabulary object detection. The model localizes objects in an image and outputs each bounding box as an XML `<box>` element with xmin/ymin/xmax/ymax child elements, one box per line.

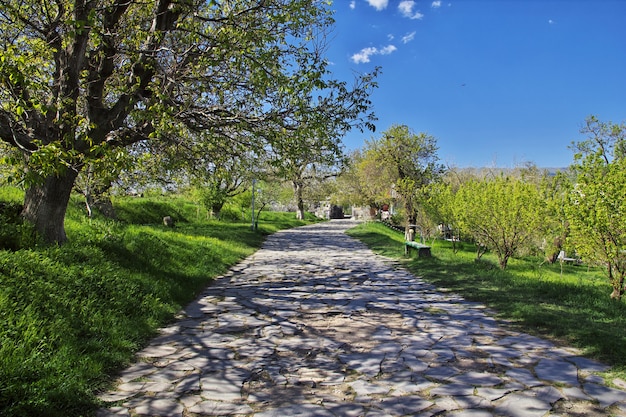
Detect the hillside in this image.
<box><xmin>0</xmin><ymin>189</ymin><xmax>318</xmax><ymax>417</ymax></box>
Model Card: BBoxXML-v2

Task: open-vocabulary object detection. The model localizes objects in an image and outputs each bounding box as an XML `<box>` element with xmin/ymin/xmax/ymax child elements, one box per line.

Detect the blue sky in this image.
<box><xmin>326</xmin><ymin>0</ymin><xmax>626</xmax><ymax>168</ymax></box>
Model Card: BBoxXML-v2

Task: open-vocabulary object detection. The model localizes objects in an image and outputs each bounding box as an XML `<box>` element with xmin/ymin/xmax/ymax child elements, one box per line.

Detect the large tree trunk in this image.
<box><xmin>21</xmin><ymin>170</ymin><xmax>79</xmax><ymax>245</ymax></box>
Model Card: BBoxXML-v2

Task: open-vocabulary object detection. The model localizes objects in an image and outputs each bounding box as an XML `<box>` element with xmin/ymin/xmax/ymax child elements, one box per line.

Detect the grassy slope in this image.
<box><xmin>0</xmin><ymin>190</ymin><xmax>318</xmax><ymax>417</ymax></box>
<box><xmin>347</xmin><ymin>221</ymin><xmax>626</xmax><ymax>382</ymax></box>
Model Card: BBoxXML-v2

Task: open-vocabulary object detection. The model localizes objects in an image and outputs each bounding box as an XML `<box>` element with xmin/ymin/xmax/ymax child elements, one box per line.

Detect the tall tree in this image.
<box><xmin>539</xmin><ymin>170</ymin><xmax>573</xmax><ymax>263</ymax></box>
<box><xmin>269</xmin><ymin>131</ymin><xmax>346</xmax><ymax>220</ymax></box>
<box><xmin>566</xmin><ymin>116</ymin><xmax>626</xmax><ymax>300</ymax></box>
<box><xmin>266</xmin><ymin>62</ymin><xmax>379</xmax><ymax>220</ymax></box>
<box><xmin>331</xmin><ymin>150</ymin><xmax>369</xmax><ymax>210</ymax></box>
<box><xmin>358</xmin><ymin>125</ymin><xmax>444</xmax><ymax>240</ymax></box>
<box><xmin>0</xmin><ymin>0</ymin><xmax>376</xmax><ymax>243</ymax></box>
<box><xmin>422</xmin><ymin>180</ymin><xmax>458</xmax><ymax>249</ymax></box>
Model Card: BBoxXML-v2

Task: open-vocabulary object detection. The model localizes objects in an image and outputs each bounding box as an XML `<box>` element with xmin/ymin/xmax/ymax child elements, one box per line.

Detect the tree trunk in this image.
<box><xmin>499</xmin><ymin>251</ymin><xmax>512</xmax><ymax>269</ymax></box>
<box><xmin>610</xmin><ymin>287</ymin><xmax>623</xmax><ymax>300</ymax></box>
<box><xmin>21</xmin><ymin>170</ymin><xmax>79</xmax><ymax>245</ymax></box>
<box><xmin>476</xmin><ymin>245</ymin><xmax>485</xmax><ymax>259</ymax></box>
<box><xmin>405</xmin><ymin>213</ymin><xmax>417</xmax><ymax>242</ymax></box>
<box><xmin>85</xmin><ymin>191</ymin><xmax>94</xmax><ymax>218</ymax></box>
<box><xmin>94</xmin><ymin>197</ymin><xmax>117</xmax><ymax>219</ymax></box>
<box><xmin>212</xmin><ymin>202</ymin><xmax>224</xmax><ymax>220</ymax></box>
<box><xmin>499</xmin><ymin>257</ymin><xmax>509</xmax><ymax>270</ymax></box>
<box><xmin>294</xmin><ymin>181</ymin><xmax>305</xmax><ymax>220</ymax></box>
<box><xmin>609</xmin><ymin>268</ymin><xmax>625</xmax><ymax>300</ymax></box>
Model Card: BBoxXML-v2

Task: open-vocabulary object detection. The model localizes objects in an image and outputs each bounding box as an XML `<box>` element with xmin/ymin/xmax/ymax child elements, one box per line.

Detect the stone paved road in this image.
<box><xmin>97</xmin><ymin>220</ymin><xmax>626</xmax><ymax>417</ymax></box>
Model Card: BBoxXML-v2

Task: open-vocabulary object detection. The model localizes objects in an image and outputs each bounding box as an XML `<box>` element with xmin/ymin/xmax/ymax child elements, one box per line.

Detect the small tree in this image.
<box><xmin>455</xmin><ymin>176</ymin><xmax>544</xmax><ymax>269</ymax></box>
<box><xmin>191</xmin><ymin>147</ymin><xmax>257</xmax><ymax>219</ymax></box>
<box><xmin>566</xmin><ymin>116</ymin><xmax>626</xmax><ymax>300</ymax></box>
<box><xmin>422</xmin><ymin>181</ymin><xmax>459</xmax><ymax>250</ymax></box>
<box><xmin>539</xmin><ymin>171</ymin><xmax>573</xmax><ymax>263</ymax></box>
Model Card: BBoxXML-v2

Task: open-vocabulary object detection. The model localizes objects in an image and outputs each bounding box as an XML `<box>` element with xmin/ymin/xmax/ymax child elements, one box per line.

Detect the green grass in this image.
<box><xmin>0</xmin><ymin>191</ymin><xmax>320</xmax><ymax>417</ymax></box>
<box><xmin>347</xmin><ymin>221</ymin><xmax>626</xmax><ymax>381</ymax></box>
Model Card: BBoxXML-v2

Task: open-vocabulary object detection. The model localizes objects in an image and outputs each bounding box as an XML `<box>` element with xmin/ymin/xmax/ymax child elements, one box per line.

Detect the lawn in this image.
<box><xmin>346</xmin><ymin>221</ymin><xmax>626</xmax><ymax>383</ymax></box>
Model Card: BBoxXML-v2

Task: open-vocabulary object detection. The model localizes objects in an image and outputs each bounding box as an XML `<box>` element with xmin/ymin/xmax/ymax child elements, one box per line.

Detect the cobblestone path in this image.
<box><xmin>97</xmin><ymin>220</ymin><xmax>626</xmax><ymax>417</ymax></box>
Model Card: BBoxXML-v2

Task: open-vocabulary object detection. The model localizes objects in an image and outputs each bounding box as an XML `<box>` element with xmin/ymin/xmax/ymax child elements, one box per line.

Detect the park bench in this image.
<box><xmin>404</xmin><ymin>241</ymin><xmax>431</xmax><ymax>257</ymax></box>
<box><xmin>557</xmin><ymin>250</ymin><xmax>582</xmax><ymax>265</ymax></box>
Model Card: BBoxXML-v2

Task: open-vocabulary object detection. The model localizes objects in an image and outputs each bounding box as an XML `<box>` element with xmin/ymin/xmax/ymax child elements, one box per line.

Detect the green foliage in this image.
<box><xmin>354</xmin><ymin>125</ymin><xmax>444</xmax><ymax>230</ymax></box>
<box><xmin>0</xmin><ymin>201</ymin><xmax>38</xmax><ymax>250</ymax></box>
<box><xmin>0</xmin><ymin>201</ymin><xmax>21</xmax><ymax>248</ymax></box>
<box><xmin>454</xmin><ymin>175</ymin><xmax>545</xmax><ymax>269</ymax></box>
<box><xmin>0</xmin><ymin>0</ymin><xmax>377</xmax><ymax>244</ymax></box>
<box><xmin>0</xmin><ymin>185</ymin><xmax>24</xmax><ymax>203</ymax></box>
<box><xmin>347</xmin><ymin>221</ymin><xmax>626</xmax><ymax>374</ymax></box>
<box><xmin>217</xmin><ymin>201</ymin><xmax>246</xmax><ymax>222</ymax></box>
<box><xmin>566</xmin><ymin>117</ymin><xmax>626</xmax><ymax>299</ymax></box>
<box><xmin>0</xmin><ymin>191</ymin><xmax>316</xmax><ymax>417</ymax></box>
<box><xmin>196</xmin><ymin>185</ymin><xmax>230</xmax><ymax>216</ymax></box>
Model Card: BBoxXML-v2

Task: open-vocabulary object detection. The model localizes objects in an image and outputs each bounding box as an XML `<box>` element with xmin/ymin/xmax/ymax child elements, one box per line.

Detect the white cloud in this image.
<box><xmin>379</xmin><ymin>45</ymin><xmax>397</xmax><ymax>55</ymax></box>
<box><xmin>548</xmin><ymin>19</ymin><xmax>555</xmax><ymax>24</ymax></box>
<box><xmin>349</xmin><ymin>1</ymin><xmax>356</xmax><ymax>10</ymax></box>
<box><xmin>431</xmin><ymin>0</ymin><xmax>441</xmax><ymax>8</ymax></box>
<box><xmin>351</xmin><ymin>47</ymin><xmax>377</xmax><ymax>64</ymax></box>
<box><xmin>351</xmin><ymin>44</ymin><xmax>397</xmax><ymax>64</ymax></box>
<box><xmin>398</xmin><ymin>1</ymin><xmax>424</xmax><ymax>20</ymax></box>
<box><xmin>398</xmin><ymin>1</ymin><xmax>414</xmax><ymax>15</ymax></box>
<box><xmin>366</xmin><ymin>0</ymin><xmax>388</xmax><ymax>11</ymax></box>
<box><xmin>402</xmin><ymin>31</ymin><xmax>416</xmax><ymax>44</ymax></box>
<box><xmin>387</xmin><ymin>33</ymin><xmax>395</xmax><ymax>41</ymax></box>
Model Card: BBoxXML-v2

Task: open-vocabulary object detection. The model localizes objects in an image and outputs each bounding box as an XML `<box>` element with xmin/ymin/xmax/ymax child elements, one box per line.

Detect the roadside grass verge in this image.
<box><xmin>0</xmin><ymin>191</ymin><xmax>319</xmax><ymax>417</ymax></box>
<box><xmin>346</xmin><ymin>221</ymin><xmax>626</xmax><ymax>381</ymax></box>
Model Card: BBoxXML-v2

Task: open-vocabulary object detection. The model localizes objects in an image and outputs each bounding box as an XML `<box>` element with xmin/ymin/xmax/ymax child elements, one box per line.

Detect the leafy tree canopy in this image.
<box><xmin>356</xmin><ymin>124</ymin><xmax>444</xmax><ymax>237</ymax></box>
<box><xmin>454</xmin><ymin>175</ymin><xmax>544</xmax><ymax>269</ymax></box>
<box><xmin>0</xmin><ymin>0</ymin><xmax>377</xmax><ymax>243</ymax></box>
<box><xmin>566</xmin><ymin>116</ymin><xmax>626</xmax><ymax>299</ymax></box>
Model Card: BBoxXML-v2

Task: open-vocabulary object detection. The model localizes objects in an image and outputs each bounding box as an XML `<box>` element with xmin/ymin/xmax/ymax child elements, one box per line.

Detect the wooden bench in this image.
<box><xmin>404</xmin><ymin>241</ymin><xmax>431</xmax><ymax>257</ymax></box>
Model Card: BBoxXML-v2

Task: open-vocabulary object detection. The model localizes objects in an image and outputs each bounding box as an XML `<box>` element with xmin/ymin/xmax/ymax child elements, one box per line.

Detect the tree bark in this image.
<box><xmin>21</xmin><ymin>170</ymin><xmax>79</xmax><ymax>245</ymax></box>
<box><xmin>94</xmin><ymin>197</ymin><xmax>117</xmax><ymax>219</ymax></box>
<box><xmin>609</xmin><ymin>269</ymin><xmax>625</xmax><ymax>300</ymax></box>
<box><xmin>294</xmin><ymin>181</ymin><xmax>305</xmax><ymax>220</ymax></box>
<box><xmin>405</xmin><ymin>213</ymin><xmax>417</xmax><ymax>242</ymax></box>
<box><xmin>211</xmin><ymin>202</ymin><xmax>224</xmax><ymax>220</ymax></box>
<box><xmin>610</xmin><ymin>287</ymin><xmax>623</xmax><ymax>301</ymax></box>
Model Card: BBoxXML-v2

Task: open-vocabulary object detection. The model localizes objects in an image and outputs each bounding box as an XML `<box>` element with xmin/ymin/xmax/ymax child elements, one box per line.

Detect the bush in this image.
<box><xmin>218</xmin><ymin>202</ymin><xmax>244</xmax><ymax>221</ymax></box>
<box><xmin>389</xmin><ymin>212</ymin><xmax>405</xmax><ymax>228</ymax></box>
